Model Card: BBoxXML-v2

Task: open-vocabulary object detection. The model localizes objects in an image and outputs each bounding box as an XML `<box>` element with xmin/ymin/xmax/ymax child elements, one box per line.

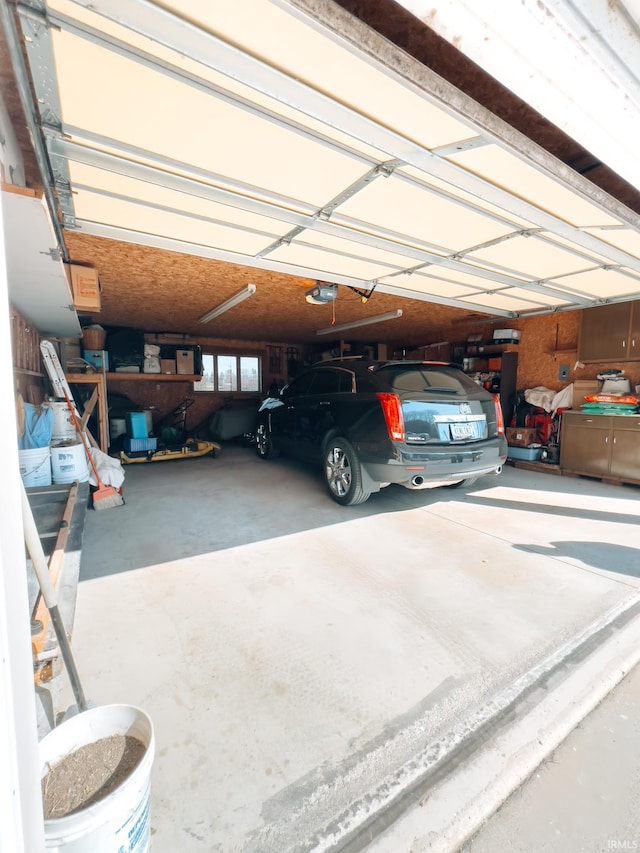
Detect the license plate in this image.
<box><xmin>450</xmin><ymin>422</ymin><xmax>475</xmax><ymax>440</ymax></box>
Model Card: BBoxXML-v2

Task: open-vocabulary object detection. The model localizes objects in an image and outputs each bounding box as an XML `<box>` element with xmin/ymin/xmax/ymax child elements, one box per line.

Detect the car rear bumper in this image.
<box><xmin>361</xmin><ymin>441</ymin><xmax>507</xmax><ymax>488</ymax></box>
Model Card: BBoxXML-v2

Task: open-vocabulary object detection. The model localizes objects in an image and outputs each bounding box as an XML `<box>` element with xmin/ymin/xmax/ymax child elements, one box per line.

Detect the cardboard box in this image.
<box><xmin>83</xmin><ymin>349</ymin><xmax>109</xmax><ymax>370</ymax></box>
<box><xmin>493</xmin><ymin>329</ymin><xmax>521</xmax><ymax>342</ymax></box>
<box><xmin>160</xmin><ymin>359</ymin><xmax>176</xmax><ymax>374</ymax></box>
<box><xmin>506</xmin><ymin>427</ymin><xmax>539</xmax><ymax>447</ymax></box>
<box><xmin>66</xmin><ymin>264</ymin><xmax>101</xmax><ymax>312</ymax></box>
<box><xmin>176</xmin><ymin>349</ymin><xmax>194</xmax><ymax>375</ymax></box>
<box><xmin>571</xmin><ymin>379</ymin><xmax>600</xmax><ymax>410</ymax></box>
<box><xmin>59</xmin><ymin>338</ymin><xmax>81</xmax><ymax>372</ymax></box>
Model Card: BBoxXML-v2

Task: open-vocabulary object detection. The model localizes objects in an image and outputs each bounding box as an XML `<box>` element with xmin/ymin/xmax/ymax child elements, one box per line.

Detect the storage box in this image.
<box><xmin>493</xmin><ymin>329</ymin><xmax>521</xmax><ymax>342</ymax></box>
<box><xmin>571</xmin><ymin>379</ymin><xmax>600</xmax><ymax>410</ymax></box>
<box><xmin>507</xmin><ymin>445</ymin><xmax>541</xmax><ymax>461</ymax></box>
<box><xmin>125</xmin><ymin>412</ymin><xmax>149</xmax><ymax>439</ymax></box>
<box><xmin>176</xmin><ymin>349</ymin><xmax>194</xmax><ymax>375</ymax></box>
<box><xmin>506</xmin><ymin>427</ymin><xmax>539</xmax><ymax>447</ymax></box>
<box><xmin>83</xmin><ymin>349</ymin><xmax>109</xmax><ymax>370</ymax></box>
<box><xmin>487</xmin><ymin>357</ymin><xmax>502</xmax><ymax>371</ymax></box>
<box><xmin>59</xmin><ymin>338</ymin><xmax>82</xmax><ymax>372</ymax></box>
<box><xmin>66</xmin><ymin>264</ymin><xmax>101</xmax><ymax>312</ymax></box>
<box><xmin>160</xmin><ymin>359</ymin><xmax>176</xmax><ymax>374</ymax></box>
<box><xmin>123</xmin><ymin>437</ymin><xmax>157</xmax><ymax>453</ymax></box>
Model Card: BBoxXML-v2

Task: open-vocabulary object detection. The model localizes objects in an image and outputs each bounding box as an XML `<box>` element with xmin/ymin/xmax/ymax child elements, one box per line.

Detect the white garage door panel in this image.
<box><xmin>156</xmin><ymin>0</ymin><xmax>475</xmax><ymax>152</ymax></box>
<box><xmin>467</xmin><ymin>234</ymin><xmax>600</xmax><ymax>280</ymax></box>
<box><xmin>336</xmin><ymin>176</ymin><xmax>514</xmax><ymax>252</ymax></box>
<box><xmin>73</xmin><ymin>190</ymin><xmax>271</xmax><ymax>255</ymax></box>
<box><xmin>449</xmin><ymin>146</ymin><xmax>622</xmax><ymax>229</ymax></box>
<box><xmin>583</xmin><ymin>227</ymin><xmax>640</xmax><ymax>257</ymax></box>
<box><xmin>68</xmin><ymin>163</ymin><xmax>292</xmax><ymax>237</ymax></box>
<box><xmin>298</xmin><ymin>231</ymin><xmax>421</xmax><ymax>269</ymax></box>
<box><xmin>268</xmin><ymin>241</ymin><xmax>398</xmax><ymax>280</ymax></box>
<box><xmin>17</xmin><ymin>0</ymin><xmax>640</xmax><ymax>319</ymax></box>
<box><xmin>549</xmin><ymin>268</ymin><xmax>640</xmax><ymax>299</ymax></box>
<box><xmin>460</xmin><ymin>291</ymin><xmax>552</xmax><ymax>312</ymax></box>
<box><xmin>50</xmin><ymin>31</ymin><xmax>369</xmax><ymax>208</ymax></box>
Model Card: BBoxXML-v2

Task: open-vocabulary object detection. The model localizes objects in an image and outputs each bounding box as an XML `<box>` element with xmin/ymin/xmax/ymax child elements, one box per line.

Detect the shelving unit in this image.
<box><xmin>456</xmin><ymin>343</ymin><xmax>519</xmax><ymax>427</ymax></box>
<box><xmin>105</xmin><ymin>373</ymin><xmax>200</xmax><ymax>382</ymax></box>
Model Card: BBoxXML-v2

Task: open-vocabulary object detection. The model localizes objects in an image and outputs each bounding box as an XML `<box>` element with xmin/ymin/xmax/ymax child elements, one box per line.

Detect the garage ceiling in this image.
<box><xmin>8</xmin><ymin>0</ymin><xmax>640</xmax><ymax>342</ymax></box>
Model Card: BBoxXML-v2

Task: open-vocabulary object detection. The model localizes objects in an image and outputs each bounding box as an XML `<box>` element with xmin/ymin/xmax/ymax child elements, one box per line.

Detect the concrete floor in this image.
<box><xmin>63</xmin><ymin>445</ymin><xmax>640</xmax><ymax>852</ymax></box>
<box><xmin>461</xmin><ymin>659</ymin><xmax>640</xmax><ymax>852</ymax></box>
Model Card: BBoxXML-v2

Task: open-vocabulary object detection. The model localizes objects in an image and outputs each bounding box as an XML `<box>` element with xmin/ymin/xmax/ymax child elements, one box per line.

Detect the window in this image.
<box><xmin>194</xmin><ymin>354</ymin><xmax>261</xmax><ymax>393</ymax></box>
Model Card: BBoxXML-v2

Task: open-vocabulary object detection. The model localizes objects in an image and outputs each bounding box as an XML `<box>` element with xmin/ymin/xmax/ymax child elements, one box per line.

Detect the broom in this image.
<box><xmin>63</xmin><ymin>389</ymin><xmax>124</xmax><ymax>510</ymax></box>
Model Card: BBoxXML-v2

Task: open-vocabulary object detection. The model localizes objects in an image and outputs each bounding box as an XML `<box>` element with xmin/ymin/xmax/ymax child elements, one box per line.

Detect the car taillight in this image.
<box><xmin>493</xmin><ymin>394</ymin><xmax>504</xmax><ymax>435</ymax></box>
<box><xmin>377</xmin><ymin>393</ymin><xmax>405</xmax><ymax>441</ymax></box>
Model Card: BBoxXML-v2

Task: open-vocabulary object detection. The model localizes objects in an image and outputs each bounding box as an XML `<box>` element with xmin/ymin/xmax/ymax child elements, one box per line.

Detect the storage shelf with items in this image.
<box><xmin>454</xmin><ymin>332</ymin><xmax>520</xmax><ymax>428</ymax></box>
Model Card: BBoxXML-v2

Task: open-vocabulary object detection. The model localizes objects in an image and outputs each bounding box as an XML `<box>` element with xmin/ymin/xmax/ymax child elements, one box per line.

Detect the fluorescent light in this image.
<box><xmin>198</xmin><ymin>283</ymin><xmax>256</xmax><ymax>323</ymax></box>
<box><xmin>316</xmin><ymin>309</ymin><xmax>403</xmax><ymax>336</ymax></box>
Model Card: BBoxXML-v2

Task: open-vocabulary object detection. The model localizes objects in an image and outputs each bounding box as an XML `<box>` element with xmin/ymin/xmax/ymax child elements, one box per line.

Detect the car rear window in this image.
<box><xmin>379</xmin><ymin>365</ymin><xmax>482</xmax><ymax>394</ymax></box>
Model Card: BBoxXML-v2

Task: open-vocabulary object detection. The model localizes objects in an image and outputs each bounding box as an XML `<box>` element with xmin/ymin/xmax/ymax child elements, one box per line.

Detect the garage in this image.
<box><xmin>2</xmin><ymin>1</ymin><xmax>640</xmax><ymax>851</ymax></box>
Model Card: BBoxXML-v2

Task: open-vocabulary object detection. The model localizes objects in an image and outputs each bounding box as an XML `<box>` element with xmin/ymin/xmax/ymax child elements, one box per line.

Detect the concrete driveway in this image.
<box><xmin>68</xmin><ymin>445</ymin><xmax>640</xmax><ymax>852</ymax></box>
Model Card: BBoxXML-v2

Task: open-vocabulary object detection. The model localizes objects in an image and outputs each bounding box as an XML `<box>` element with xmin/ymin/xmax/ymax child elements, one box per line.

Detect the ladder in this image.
<box><xmin>40</xmin><ymin>340</ymin><xmax>92</xmax><ymax>443</ymax></box>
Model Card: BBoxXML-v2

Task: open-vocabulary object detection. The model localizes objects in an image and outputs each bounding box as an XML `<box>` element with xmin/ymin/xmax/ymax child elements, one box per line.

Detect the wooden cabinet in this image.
<box><xmin>578</xmin><ymin>300</ymin><xmax>640</xmax><ymax>362</ymax></box>
<box><xmin>630</xmin><ymin>302</ymin><xmax>640</xmax><ymax>361</ymax></box>
<box><xmin>560</xmin><ymin>411</ymin><xmax>640</xmax><ymax>484</ymax></box>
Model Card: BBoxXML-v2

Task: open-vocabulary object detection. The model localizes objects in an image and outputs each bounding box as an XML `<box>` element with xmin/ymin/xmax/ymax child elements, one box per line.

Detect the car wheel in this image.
<box><xmin>324</xmin><ymin>437</ymin><xmax>370</xmax><ymax>506</ymax></box>
<box><xmin>256</xmin><ymin>422</ymin><xmax>278</xmax><ymax>459</ymax></box>
<box><xmin>445</xmin><ymin>477</ymin><xmax>478</xmax><ymax>489</ymax></box>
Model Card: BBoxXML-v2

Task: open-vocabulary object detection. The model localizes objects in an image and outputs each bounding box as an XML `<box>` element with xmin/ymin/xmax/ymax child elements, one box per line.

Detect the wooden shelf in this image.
<box><xmin>66</xmin><ymin>373</ymin><xmax>108</xmax><ymax>452</ymax></box>
<box><xmin>473</xmin><ymin>344</ymin><xmax>520</xmax><ymax>355</ymax></box>
<box><xmin>105</xmin><ymin>372</ymin><xmax>200</xmax><ymax>382</ymax></box>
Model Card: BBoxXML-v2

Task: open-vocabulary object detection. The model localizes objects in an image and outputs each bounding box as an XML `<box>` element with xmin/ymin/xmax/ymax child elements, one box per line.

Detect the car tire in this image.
<box><xmin>445</xmin><ymin>477</ymin><xmax>478</xmax><ymax>489</ymax></box>
<box><xmin>256</xmin><ymin>422</ymin><xmax>278</xmax><ymax>459</ymax></box>
<box><xmin>324</xmin><ymin>437</ymin><xmax>370</xmax><ymax>506</ymax></box>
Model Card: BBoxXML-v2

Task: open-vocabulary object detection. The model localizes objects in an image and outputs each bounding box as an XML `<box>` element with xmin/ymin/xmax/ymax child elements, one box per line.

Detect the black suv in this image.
<box><xmin>255</xmin><ymin>358</ymin><xmax>507</xmax><ymax>505</ymax></box>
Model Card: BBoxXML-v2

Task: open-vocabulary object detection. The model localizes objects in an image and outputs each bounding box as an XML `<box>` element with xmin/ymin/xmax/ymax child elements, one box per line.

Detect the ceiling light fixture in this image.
<box><xmin>316</xmin><ymin>309</ymin><xmax>403</xmax><ymax>336</ymax></box>
<box><xmin>198</xmin><ymin>283</ymin><xmax>256</xmax><ymax>323</ymax></box>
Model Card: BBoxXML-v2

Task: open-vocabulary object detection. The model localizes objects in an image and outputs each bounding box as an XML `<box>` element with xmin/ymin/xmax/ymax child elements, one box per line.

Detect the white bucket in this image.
<box><xmin>49</xmin><ymin>402</ymin><xmax>77</xmax><ymax>443</ymax></box>
<box><xmin>51</xmin><ymin>442</ymin><xmax>90</xmax><ymax>484</ymax></box>
<box><xmin>40</xmin><ymin>704</ymin><xmax>154</xmax><ymax>853</ymax></box>
<box><xmin>18</xmin><ymin>445</ymin><xmax>52</xmax><ymax>487</ymax></box>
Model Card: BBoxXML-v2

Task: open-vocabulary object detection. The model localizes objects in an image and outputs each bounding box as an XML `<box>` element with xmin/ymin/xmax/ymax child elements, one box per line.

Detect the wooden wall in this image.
<box><xmin>447</xmin><ymin>310</ymin><xmax>640</xmax><ymax>395</ymax></box>
<box><xmin>11</xmin><ymin>307</ymin><xmax>45</xmax><ymax>404</ymax></box>
<box><xmin>106</xmin><ymin>333</ymin><xmax>304</xmax><ymax>437</ymax></box>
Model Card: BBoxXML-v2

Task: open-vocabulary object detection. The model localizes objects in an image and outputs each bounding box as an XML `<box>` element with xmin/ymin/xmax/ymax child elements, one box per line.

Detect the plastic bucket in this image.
<box><xmin>18</xmin><ymin>446</ymin><xmax>52</xmax><ymax>487</ymax></box>
<box><xmin>51</xmin><ymin>442</ymin><xmax>90</xmax><ymax>484</ymax></box>
<box><xmin>49</xmin><ymin>403</ymin><xmax>77</xmax><ymax>443</ymax></box>
<box><xmin>40</xmin><ymin>704</ymin><xmax>154</xmax><ymax>853</ymax></box>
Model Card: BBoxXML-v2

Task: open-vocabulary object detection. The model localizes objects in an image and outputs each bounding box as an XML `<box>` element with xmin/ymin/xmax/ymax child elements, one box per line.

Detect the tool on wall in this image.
<box><xmin>40</xmin><ymin>340</ymin><xmax>124</xmax><ymax>510</ymax></box>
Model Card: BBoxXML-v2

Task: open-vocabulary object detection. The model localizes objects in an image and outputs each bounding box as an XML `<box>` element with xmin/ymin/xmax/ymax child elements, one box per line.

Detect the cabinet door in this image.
<box><xmin>610</xmin><ymin>420</ymin><xmax>640</xmax><ymax>481</ymax></box>
<box><xmin>560</xmin><ymin>415</ymin><xmax>612</xmax><ymax>476</ymax></box>
<box><xmin>578</xmin><ymin>302</ymin><xmax>631</xmax><ymax>361</ymax></box>
<box><xmin>629</xmin><ymin>303</ymin><xmax>640</xmax><ymax>362</ymax></box>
